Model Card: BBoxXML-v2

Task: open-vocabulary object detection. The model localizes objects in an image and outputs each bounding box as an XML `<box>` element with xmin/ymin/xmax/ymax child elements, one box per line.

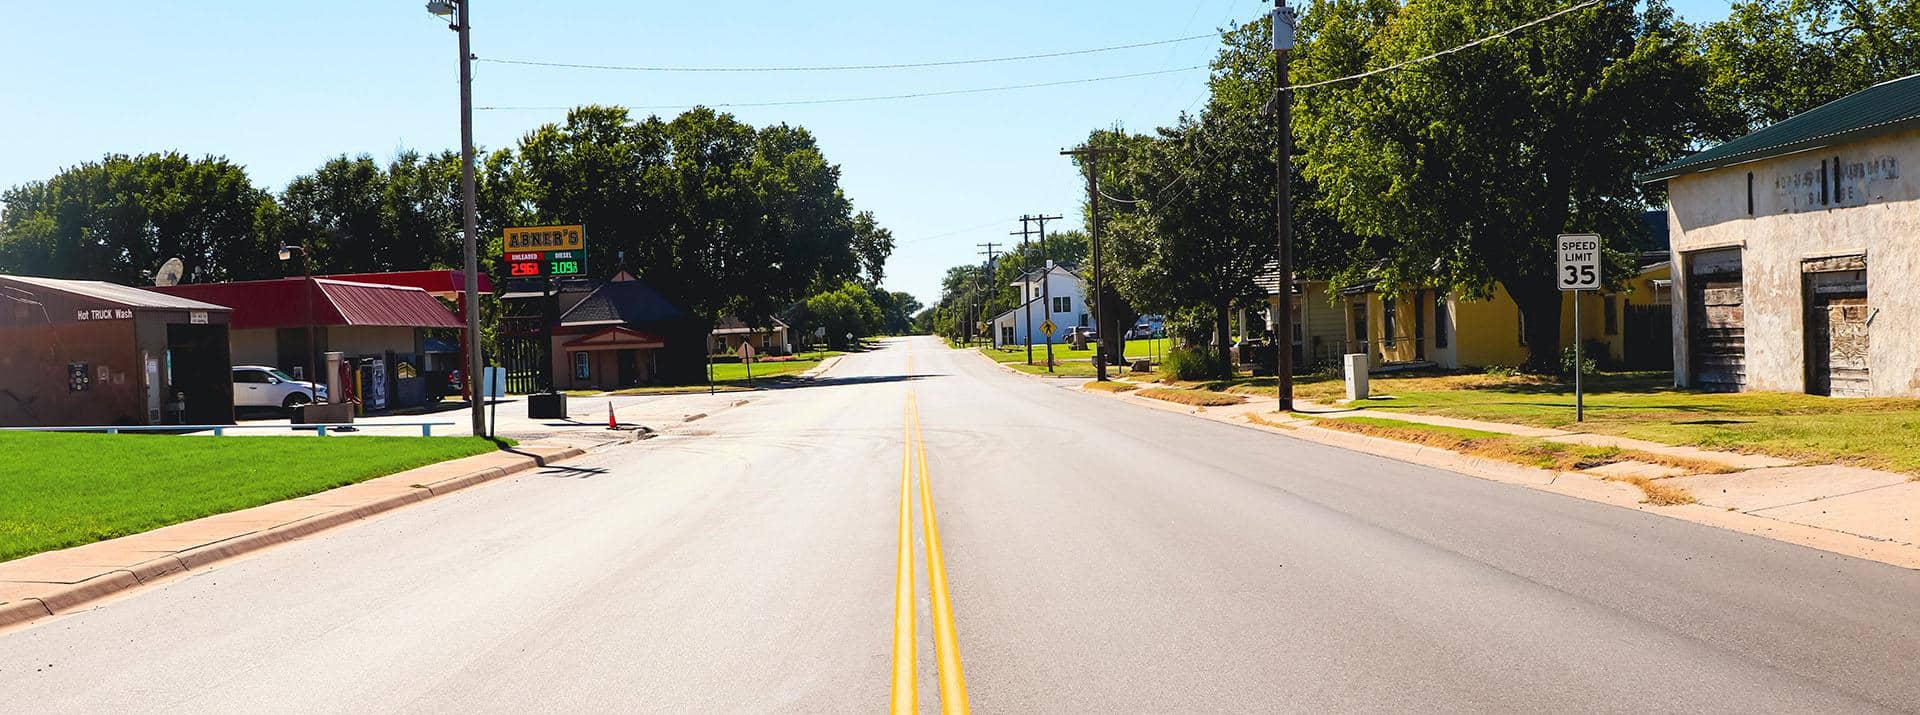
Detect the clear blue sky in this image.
<box><xmin>1</xmin><ymin>0</ymin><xmax>1730</xmax><ymax>305</ymax></box>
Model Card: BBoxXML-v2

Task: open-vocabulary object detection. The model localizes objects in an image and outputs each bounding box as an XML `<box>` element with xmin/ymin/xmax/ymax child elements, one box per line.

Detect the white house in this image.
<box><xmin>990</xmin><ymin>263</ymin><xmax>1090</xmax><ymax>347</ymax></box>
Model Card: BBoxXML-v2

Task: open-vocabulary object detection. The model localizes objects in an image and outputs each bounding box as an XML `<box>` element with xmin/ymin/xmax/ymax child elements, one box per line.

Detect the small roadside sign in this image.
<box><xmin>1039</xmin><ymin>319</ymin><xmax>1058</xmax><ymax>337</ymax></box>
<box><xmin>1556</xmin><ymin>233</ymin><xmax>1602</xmax><ymax>291</ymax></box>
<box><xmin>737</xmin><ymin>341</ymin><xmax>755</xmax><ymax>360</ymax></box>
<box><xmin>1556</xmin><ymin>232</ymin><xmax>1602</xmax><ymax>423</ymax></box>
<box><xmin>813</xmin><ymin>326</ymin><xmax>826</xmax><ymax>338</ymax></box>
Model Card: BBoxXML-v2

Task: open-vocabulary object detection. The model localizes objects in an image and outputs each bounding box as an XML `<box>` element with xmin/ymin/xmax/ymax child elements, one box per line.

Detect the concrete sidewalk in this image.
<box><xmin>1074</xmin><ymin>379</ymin><xmax>1920</xmax><ymax>571</ymax></box>
<box><xmin>0</xmin><ymin>437</ymin><xmax>617</xmax><ymax>631</ymax></box>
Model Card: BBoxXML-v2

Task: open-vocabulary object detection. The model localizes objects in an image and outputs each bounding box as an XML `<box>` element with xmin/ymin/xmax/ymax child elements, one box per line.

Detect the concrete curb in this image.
<box><xmin>0</xmin><ymin>445</ymin><xmax>586</xmax><ymax>631</ymax></box>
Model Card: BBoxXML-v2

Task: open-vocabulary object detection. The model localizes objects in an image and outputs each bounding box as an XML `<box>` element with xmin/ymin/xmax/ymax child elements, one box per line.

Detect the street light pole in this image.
<box><xmin>1272</xmin><ymin>0</ymin><xmax>1297</xmax><ymax>412</ymax></box>
<box><xmin>278</xmin><ymin>245</ymin><xmax>318</xmax><ymax>408</ymax></box>
<box><xmin>430</xmin><ymin>0</ymin><xmax>486</xmax><ymax>436</ymax></box>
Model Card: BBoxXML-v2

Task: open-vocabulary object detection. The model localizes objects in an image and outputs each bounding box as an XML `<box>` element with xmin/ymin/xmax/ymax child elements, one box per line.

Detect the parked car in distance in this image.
<box><xmin>232</xmin><ymin>365</ymin><xmax>327</xmax><ymax>410</ymax></box>
<box><xmin>1129</xmin><ymin>315</ymin><xmax>1167</xmax><ymax>339</ymax></box>
<box><xmin>1061</xmin><ymin>326</ymin><xmax>1098</xmax><ymax>342</ymax></box>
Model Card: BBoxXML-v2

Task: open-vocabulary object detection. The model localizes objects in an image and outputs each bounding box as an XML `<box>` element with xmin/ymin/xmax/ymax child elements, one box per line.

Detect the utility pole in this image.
<box><xmin>976</xmin><ymin>242</ymin><xmax>1001</xmax><ymax>347</ymax></box>
<box><xmin>1011</xmin><ymin>218</ymin><xmax>1037</xmax><ymax>365</ymax></box>
<box><xmin>426</xmin><ymin>0</ymin><xmax>486</xmax><ymax>437</ymax></box>
<box><xmin>1032</xmin><ymin>213</ymin><xmax>1063</xmax><ymax>372</ymax></box>
<box><xmin>1060</xmin><ymin>146</ymin><xmax>1125</xmax><ymax>381</ymax></box>
<box><xmin>1271</xmin><ymin>0</ymin><xmax>1298</xmax><ymax>412</ymax></box>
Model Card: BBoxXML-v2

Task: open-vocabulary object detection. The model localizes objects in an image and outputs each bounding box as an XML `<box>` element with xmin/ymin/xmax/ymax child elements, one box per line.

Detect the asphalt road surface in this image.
<box><xmin>5</xmin><ymin>336</ymin><xmax>1919</xmax><ymax>713</ymax></box>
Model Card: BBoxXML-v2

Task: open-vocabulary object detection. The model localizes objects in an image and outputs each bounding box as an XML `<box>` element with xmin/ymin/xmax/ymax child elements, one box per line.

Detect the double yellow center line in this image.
<box><xmin>892</xmin><ymin>387</ymin><xmax>969</xmax><ymax>714</ymax></box>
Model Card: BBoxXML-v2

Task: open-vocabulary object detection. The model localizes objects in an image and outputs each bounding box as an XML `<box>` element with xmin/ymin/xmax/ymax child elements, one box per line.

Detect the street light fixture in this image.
<box><xmin>278</xmin><ymin>245</ymin><xmax>320</xmax><ymax>408</ymax></box>
<box><xmin>425</xmin><ymin>0</ymin><xmax>487</xmax><ymax>437</ymax></box>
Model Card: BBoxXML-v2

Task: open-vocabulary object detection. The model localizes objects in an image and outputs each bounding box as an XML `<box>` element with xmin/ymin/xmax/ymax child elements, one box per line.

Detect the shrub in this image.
<box><xmin>1558</xmin><ymin>349</ymin><xmax>1598</xmax><ymax>379</ymax></box>
<box><xmin>1162</xmin><ymin>346</ymin><xmax>1229</xmax><ymax>380</ymax></box>
<box><xmin>1483</xmin><ymin>363</ymin><xmax>1519</xmax><ymax>377</ymax></box>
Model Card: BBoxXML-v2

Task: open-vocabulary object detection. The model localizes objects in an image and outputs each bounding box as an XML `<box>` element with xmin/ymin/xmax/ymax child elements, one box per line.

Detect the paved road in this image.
<box><xmin>4</xmin><ymin>336</ymin><xmax>1919</xmax><ymax>713</ymax></box>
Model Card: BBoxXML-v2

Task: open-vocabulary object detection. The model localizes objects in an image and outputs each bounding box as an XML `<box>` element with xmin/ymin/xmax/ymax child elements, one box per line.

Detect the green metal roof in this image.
<box><xmin>1641</xmin><ymin>73</ymin><xmax>1920</xmax><ymax>182</ymax></box>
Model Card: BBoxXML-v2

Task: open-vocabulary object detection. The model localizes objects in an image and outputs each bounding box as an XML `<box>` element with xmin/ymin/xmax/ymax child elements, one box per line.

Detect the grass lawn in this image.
<box><xmin>1296</xmin><ymin>371</ymin><xmax>1920</xmax><ymax>475</ymax></box>
<box><xmin>1003</xmin><ymin>360</ymin><xmax>1100</xmax><ymax>377</ymax></box>
<box><xmin>0</xmin><ymin>432</ymin><xmax>502</xmax><ymax>562</ymax></box>
<box><xmin>976</xmin><ymin>338</ymin><xmax>1174</xmax><ymax>365</ymax></box>
<box><xmin>1293</xmin><ymin>414</ymin><xmax>1701</xmax><ymax>505</ymax></box>
<box><xmin>706</xmin><ymin>350</ymin><xmax>841</xmax><ymax>384</ymax></box>
<box><xmin>566</xmin><ymin>351</ymin><xmax>843</xmax><ymax>396</ymax></box>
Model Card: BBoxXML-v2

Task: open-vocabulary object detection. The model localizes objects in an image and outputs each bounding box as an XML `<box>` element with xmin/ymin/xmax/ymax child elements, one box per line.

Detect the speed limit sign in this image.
<box><xmin>1556</xmin><ymin>233</ymin><xmax>1602</xmax><ymax>291</ymax></box>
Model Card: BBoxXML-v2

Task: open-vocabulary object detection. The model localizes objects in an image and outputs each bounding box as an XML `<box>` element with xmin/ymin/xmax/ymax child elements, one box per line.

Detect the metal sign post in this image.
<box><xmin>737</xmin><ymin>341</ymin><xmax>756</xmax><ymax>387</ymax></box>
<box><xmin>1557</xmin><ymin>233</ymin><xmax>1602</xmax><ymax>422</ymax></box>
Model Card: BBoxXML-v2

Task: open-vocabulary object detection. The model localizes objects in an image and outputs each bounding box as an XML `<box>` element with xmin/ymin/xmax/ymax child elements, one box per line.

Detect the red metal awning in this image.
<box><xmin>322</xmin><ymin>270</ymin><xmax>493</xmax><ymax>297</ymax></box>
<box><xmin>150</xmin><ymin>278</ymin><xmax>462</xmax><ymax>330</ymax></box>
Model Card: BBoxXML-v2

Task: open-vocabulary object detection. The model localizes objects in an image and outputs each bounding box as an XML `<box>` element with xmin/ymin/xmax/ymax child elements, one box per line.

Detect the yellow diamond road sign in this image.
<box><xmin>1039</xmin><ymin>319</ymin><xmax>1057</xmax><ymax>337</ymax></box>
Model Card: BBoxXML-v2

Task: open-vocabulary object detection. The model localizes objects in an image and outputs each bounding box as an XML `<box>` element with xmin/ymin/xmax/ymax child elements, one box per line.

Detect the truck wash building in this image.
<box><xmin>0</xmin><ymin>275</ymin><xmax>234</xmax><ymax>426</ymax></box>
<box><xmin>1643</xmin><ymin>73</ymin><xmax>1919</xmax><ymax>396</ymax></box>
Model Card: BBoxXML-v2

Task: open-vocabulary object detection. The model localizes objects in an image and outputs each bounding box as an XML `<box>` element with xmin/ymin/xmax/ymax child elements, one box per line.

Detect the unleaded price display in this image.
<box><xmin>504</xmin><ymin>250</ymin><xmax>586</xmax><ymax>278</ymax></box>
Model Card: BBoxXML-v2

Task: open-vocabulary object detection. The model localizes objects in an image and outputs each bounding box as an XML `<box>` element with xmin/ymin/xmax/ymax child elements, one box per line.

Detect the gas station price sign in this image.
<box><xmin>502</xmin><ymin>225</ymin><xmax>588</xmax><ymax>278</ymax></box>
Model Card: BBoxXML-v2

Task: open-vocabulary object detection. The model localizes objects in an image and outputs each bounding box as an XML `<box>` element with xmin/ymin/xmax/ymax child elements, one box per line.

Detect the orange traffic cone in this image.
<box><xmin>607</xmin><ymin>401</ymin><xmax>618</xmax><ymax>430</ymax></box>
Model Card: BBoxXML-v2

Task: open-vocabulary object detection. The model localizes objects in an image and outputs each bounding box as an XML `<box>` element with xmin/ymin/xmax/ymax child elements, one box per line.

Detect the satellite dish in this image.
<box><xmin>153</xmin><ymin>258</ymin><xmax>185</xmax><ymax>287</ymax></box>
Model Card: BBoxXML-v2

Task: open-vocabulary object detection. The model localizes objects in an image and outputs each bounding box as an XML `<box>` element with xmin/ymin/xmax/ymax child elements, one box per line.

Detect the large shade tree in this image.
<box><xmin>0</xmin><ymin>153</ymin><xmax>276</xmax><ymax>284</ymax></box>
<box><xmin>1701</xmin><ymin>0</ymin><xmax>1920</xmax><ymax>132</ymax></box>
<box><xmin>510</xmin><ymin>106</ymin><xmax>878</xmax><ymax>326</ymax></box>
<box><xmin>1293</xmin><ymin>0</ymin><xmax>1719</xmax><ymax>369</ymax></box>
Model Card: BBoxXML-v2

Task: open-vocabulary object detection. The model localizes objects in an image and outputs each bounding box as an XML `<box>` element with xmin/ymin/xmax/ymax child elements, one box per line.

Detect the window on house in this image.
<box><xmin>1434</xmin><ymin>294</ymin><xmax>1450</xmax><ymax>348</ymax></box>
<box><xmin>1603</xmin><ymin>295</ymin><xmax>1619</xmax><ymax>335</ymax></box>
<box><xmin>1053</xmin><ymin>296</ymin><xmax>1071</xmax><ymax>313</ymax></box>
<box><xmin>573</xmin><ymin>352</ymin><xmax>590</xmax><ymax>380</ymax></box>
<box><xmin>1381</xmin><ymin>297</ymin><xmax>1398</xmax><ymax>348</ymax></box>
<box><xmin>1001</xmin><ymin>325</ymin><xmax>1015</xmax><ymax>345</ymax></box>
<box><xmin>761</xmin><ymin>332</ymin><xmax>771</xmax><ymax>349</ymax></box>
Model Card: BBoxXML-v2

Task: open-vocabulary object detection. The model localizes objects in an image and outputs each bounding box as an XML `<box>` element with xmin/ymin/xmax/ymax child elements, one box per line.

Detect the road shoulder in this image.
<box><xmin>1072</xmin><ymin>379</ymin><xmax>1920</xmax><ymax>571</ymax></box>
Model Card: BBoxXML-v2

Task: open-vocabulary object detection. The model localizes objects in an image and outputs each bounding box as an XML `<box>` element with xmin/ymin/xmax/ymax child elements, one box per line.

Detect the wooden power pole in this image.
<box><xmin>1060</xmin><ymin>146</ymin><xmax>1126</xmax><ymax>381</ymax></box>
<box><xmin>1272</xmin><ymin>0</ymin><xmax>1297</xmax><ymax>411</ymax></box>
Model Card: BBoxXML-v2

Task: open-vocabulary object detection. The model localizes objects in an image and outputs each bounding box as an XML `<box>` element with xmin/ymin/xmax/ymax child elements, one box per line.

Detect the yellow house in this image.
<box><xmin>1257</xmin><ymin>274</ymin><xmax>1353</xmax><ymax>370</ymax></box>
<box><xmin>1334</xmin><ymin>263</ymin><xmax>1672</xmax><ymax>370</ymax></box>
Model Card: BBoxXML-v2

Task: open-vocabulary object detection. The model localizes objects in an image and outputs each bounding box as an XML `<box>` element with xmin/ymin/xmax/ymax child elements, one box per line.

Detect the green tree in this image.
<box><xmin>931</xmin><ymin>263</ymin><xmax>992</xmax><ymax>342</ymax></box>
<box><xmin>1701</xmin><ymin>0</ymin><xmax>1920</xmax><ymax>132</ymax></box>
<box><xmin>0</xmin><ymin>153</ymin><xmax>276</xmax><ymax>283</ymax></box>
<box><xmin>804</xmin><ymin>280</ymin><xmax>884</xmax><ymax>347</ymax></box>
<box><xmin>1293</xmin><ymin>0</ymin><xmax>1717</xmax><ymax>369</ymax></box>
<box><xmin>1102</xmin><ymin>109</ymin><xmax>1276</xmax><ymax>376</ymax></box>
<box><xmin>511</xmin><ymin>106</ymin><xmax>874</xmax><ymax>327</ymax></box>
<box><xmin>852</xmin><ymin>211</ymin><xmax>895</xmax><ymax>284</ymax></box>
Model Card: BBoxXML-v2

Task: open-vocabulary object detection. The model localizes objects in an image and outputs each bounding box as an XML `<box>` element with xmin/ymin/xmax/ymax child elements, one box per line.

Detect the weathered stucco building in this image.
<box><xmin>1645</xmin><ymin>74</ymin><xmax>1919</xmax><ymax>396</ymax></box>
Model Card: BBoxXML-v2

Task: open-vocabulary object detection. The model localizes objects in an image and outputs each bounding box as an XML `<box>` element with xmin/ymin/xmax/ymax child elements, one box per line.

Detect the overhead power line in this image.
<box><xmin>1289</xmin><ymin>0</ymin><xmax>1606</xmax><ymax>92</ymax></box>
<box><xmin>477</xmin><ymin>66</ymin><xmax>1206</xmax><ymax>111</ymax></box>
<box><xmin>1101</xmin><ymin>0</ymin><xmax>1608</xmax><ymax>206</ymax></box>
<box><xmin>479</xmin><ymin>33</ymin><xmax>1218</xmax><ymax>73</ymax></box>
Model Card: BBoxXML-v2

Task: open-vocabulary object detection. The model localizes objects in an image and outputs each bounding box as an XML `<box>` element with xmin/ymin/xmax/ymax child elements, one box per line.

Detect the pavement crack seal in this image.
<box><xmin>894</xmin><ymin>388</ymin><xmax>970</xmax><ymax>714</ymax></box>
